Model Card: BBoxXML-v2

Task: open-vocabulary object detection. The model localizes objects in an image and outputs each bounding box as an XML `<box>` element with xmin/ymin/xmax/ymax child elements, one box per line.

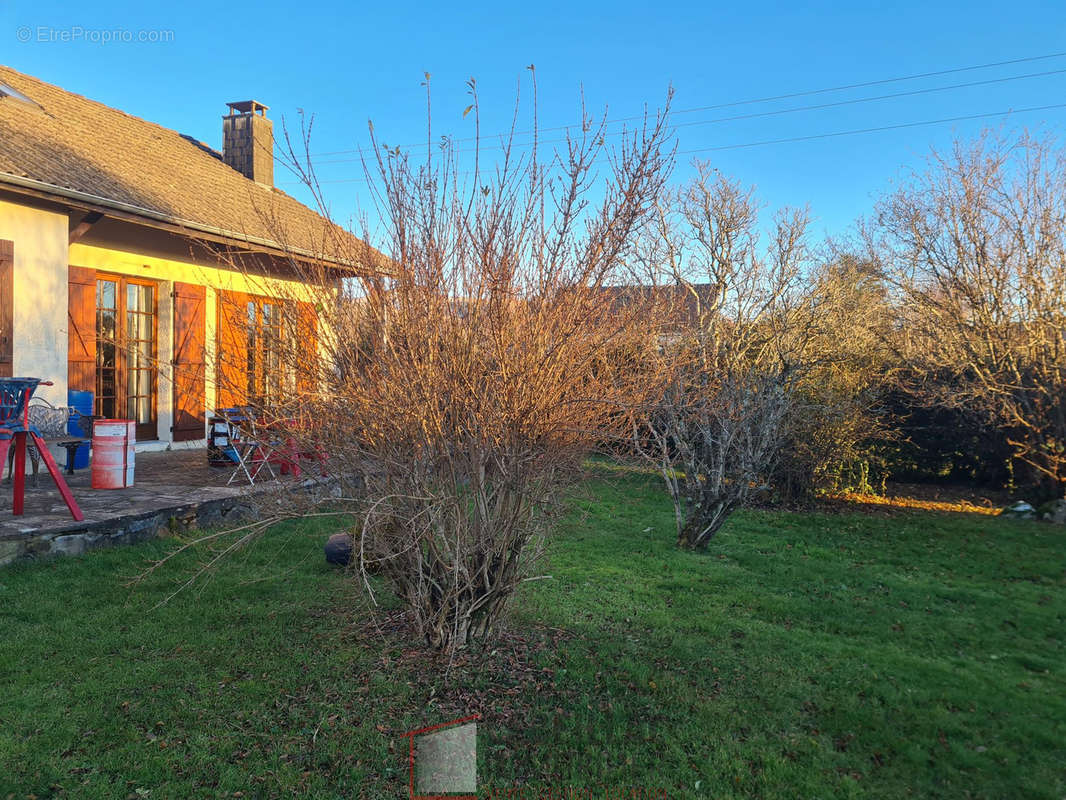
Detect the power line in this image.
<box><xmin>658</xmin><ymin>52</ymin><xmax>1066</xmax><ymax>118</ymax></box>
<box><xmin>676</xmin><ymin>102</ymin><xmax>1066</xmax><ymax>154</ymax></box>
<box><xmin>670</xmin><ymin>68</ymin><xmax>1066</xmax><ymax>132</ymax></box>
<box><xmin>309</xmin><ymin>67</ymin><xmax>1066</xmax><ymax>165</ymax></box>
<box><xmin>300</xmin><ymin>50</ymin><xmax>1066</xmax><ymax>158</ymax></box>
<box><xmin>279</xmin><ymin>101</ymin><xmax>1066</xmax><ymax>186</ymax></box>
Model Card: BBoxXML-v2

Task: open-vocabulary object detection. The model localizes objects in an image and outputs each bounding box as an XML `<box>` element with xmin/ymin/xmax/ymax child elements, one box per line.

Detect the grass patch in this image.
<box><xmin>0</xmin><ymin>468</ymin><xmax>1063</xmax><ymax>798</ymax></box>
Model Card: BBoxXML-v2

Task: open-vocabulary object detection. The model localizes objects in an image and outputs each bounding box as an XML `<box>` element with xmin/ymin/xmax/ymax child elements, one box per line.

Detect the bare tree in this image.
<box><xmin>873</xmin><ymin>131</ymin><xmax>1066</xmax><ymax>498</ymax></box>
<box><xmin>634</xmin><ymin>164</ymin><xmax>815</xmax><ymax>549</ymax></box>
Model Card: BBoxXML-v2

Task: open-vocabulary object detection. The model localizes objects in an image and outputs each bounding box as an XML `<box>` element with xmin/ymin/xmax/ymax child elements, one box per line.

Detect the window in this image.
<box><xmin>246</xmin><ymin>298</ymin><xmax>287</xmax><ymax>406</ymax></box>
<box><xmin>217</xmin><ymin>291</ymin><xmax>317</xmax><ymax>410</ymax></box>
<box><xmin>95</xmin><ymin>276</ymin><xmax>157</xmax><ymax>440</ymax></box>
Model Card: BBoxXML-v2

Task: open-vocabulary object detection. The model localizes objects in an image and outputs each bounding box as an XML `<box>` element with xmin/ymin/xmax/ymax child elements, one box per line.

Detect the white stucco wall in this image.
<box><xmin>0</xmin><ymin>198</ymin><xmax>69</xmax><ymax>408</ymax></box>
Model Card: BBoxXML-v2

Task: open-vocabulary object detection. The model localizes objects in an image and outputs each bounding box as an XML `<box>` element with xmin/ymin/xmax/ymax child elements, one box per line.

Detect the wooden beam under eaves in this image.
<box><xmin>68</xmin><ymin>211</ymin><xmax>104</xmax><ymax>244</ymax></box>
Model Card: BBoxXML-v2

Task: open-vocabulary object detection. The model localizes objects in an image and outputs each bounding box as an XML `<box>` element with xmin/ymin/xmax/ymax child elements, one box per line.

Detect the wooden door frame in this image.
<box><xmin>95</xmin><ymin>272</ymin><xmax>159</xmax><ymax>441</ymax></box>
<box><xmin>0</xmin><ymin>240</ymin><xmax>12</xmax><ymax>379</ymax></box>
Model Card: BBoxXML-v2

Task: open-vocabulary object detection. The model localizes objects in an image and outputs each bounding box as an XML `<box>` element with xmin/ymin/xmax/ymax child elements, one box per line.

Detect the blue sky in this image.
<box><xmin>3</xmin><ymin>0</ymin><xmax>1066</xmax><ymax>239</ymax></box>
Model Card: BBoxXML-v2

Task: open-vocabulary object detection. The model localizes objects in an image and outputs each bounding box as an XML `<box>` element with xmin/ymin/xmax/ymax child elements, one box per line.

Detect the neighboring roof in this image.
<box><xmin>602</xmin><ymin>282</ymin><xmax>717</xmax><ymax>327</ymax></box>
<box><xmin>0</xmin><ymin>65</ymin><xmax>361</xmax><ymax>266</ymax></box>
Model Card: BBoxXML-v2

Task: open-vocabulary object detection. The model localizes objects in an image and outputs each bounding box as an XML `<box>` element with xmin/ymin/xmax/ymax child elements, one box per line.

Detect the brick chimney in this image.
<box><xmin>222</xmin><ymin>100</ymin><xmax>273</xmax><ymax>187</ymax></box>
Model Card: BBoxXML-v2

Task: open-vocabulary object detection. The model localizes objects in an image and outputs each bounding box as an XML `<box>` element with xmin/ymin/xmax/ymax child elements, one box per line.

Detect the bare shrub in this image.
<box><xmin>250</xmin><ymin>79</ymin><xmax>676</xmax><ymax>651</ymax></box>
<box><xmin>634</xmin><ymin>164</ymin><xmax>816</xmax><ymax>549</ymax></box>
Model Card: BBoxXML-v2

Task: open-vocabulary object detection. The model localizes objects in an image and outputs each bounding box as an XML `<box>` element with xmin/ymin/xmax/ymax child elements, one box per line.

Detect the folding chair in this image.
<box><xmin>221</xmin><ymin>410</ymin><xmax>278</xmax><ymax>486</ymax></box>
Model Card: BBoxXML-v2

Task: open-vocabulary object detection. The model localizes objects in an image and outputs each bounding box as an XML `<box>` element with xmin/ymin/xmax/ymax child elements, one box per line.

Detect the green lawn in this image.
<box><xmin>1</xmin><ymin>466</ymin><xmax>1063</xmax><ymax>799</ymax></box>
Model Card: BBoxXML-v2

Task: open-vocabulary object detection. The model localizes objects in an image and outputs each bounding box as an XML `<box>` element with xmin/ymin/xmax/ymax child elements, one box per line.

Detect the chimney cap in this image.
<box><xmin>226</xmin><ymin>100</ymin><xmax>269</xmax><ymax>116</ymax></box>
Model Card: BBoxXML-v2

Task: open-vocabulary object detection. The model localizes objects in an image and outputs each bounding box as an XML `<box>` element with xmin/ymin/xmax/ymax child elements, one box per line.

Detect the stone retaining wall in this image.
<box><xmin>0</xmin><ymin>495</ymin><xmax>258</xmax><ymax>567</ymax></box>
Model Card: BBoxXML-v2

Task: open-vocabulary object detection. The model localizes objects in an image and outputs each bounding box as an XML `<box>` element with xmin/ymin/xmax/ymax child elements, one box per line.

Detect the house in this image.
<box><xmin>0</xmin><ymin>65</ymin><xmax>366</xmax><ymax>451</ymax></box>
<box><xmin>601</xmin><ymin>282</ymin><xmax>718</xmax><ymax>331</ymax></box>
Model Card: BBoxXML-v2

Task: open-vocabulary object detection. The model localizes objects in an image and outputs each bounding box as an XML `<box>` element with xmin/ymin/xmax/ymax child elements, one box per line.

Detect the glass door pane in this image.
<box><xmin>126</xmin><ymin>282</ymin><xmax>155</xmax><ymax>431</ymax></box>
<box><xmin>95</xmin><ymin>279</ymin><xmax>118</xmax><ymax>418</ymax></box>
<box><xmin>264</xmin><ymin>303</ymin><xmax>282</xmax><ymax>403</ymax></box>
<box><xmin>246</xmin><ymin>301</ymin><xmax>258</xmax><ymax>403</ymax></box>
<box><xmin>95</xmin><ymin>276</ymin><xmax>157</xmax><ymax>439</ymax></box>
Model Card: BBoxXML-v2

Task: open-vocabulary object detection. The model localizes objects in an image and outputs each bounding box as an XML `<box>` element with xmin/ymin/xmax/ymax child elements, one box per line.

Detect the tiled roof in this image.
<box><xmin>602</xmin><ymin>283</ymin><xmax>718</xmax><ymax>328</ymax></box>
<box><xmin>0</xmin><ymin>65</ymin><xmax>359</xmax><ymax>264</ymax></box>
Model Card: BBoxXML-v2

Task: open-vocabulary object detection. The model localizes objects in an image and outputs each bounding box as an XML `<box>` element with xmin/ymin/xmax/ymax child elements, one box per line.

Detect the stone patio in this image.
<box><xmin>0</xmin><ymin>449</ymin><xmax>284</xmax><ymax>566</ymax></box>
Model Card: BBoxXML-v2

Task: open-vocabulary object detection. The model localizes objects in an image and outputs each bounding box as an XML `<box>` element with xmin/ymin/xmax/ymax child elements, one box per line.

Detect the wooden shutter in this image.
<box><xmin>294</xmin><ymin>301</ymin><xmax>318</xmax><ymax>395</ymax></box>
<box><xmin>171</xmin><ymin>282</ymin><xmax>206</xmax><ymax>441</ymax></box>
<box><xmin>0</xmin><ymin>241</ymin><xmax>12</xmax><ymax>378</ymax></box>
<box><xmin>215</xmin><ymin>289</ymin><xmax>249</xmax><ymax>408</ymax></box>
<box><xmin>68</xmin><ymin>265</ymin><xmax>96</xmax><ymax>392</ymax></box>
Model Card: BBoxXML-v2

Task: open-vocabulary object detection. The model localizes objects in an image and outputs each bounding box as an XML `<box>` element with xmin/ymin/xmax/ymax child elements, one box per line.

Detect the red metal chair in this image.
<box><xmin>0</xmin><ymin>378</ymin><xmax>84</xmax><ymax>521</ymax></box>
<box><xmin>265</xmin><ymin>416</ymin><xmax>329</xmax><ymax>480</ymax></box>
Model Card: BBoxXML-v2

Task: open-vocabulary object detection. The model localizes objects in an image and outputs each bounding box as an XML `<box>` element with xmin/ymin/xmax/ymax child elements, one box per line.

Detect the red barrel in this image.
<box><xmin>91</xmin><ymin>419</ymin><xmax>135</xmax><ymax>489</ymax></box>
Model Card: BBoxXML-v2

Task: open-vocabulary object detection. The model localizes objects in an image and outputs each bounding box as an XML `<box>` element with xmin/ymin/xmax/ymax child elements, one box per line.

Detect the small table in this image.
<box><xmin>56</xmin><ymin>439</ymin><xmax>91</xmax><ymax>474</ymax></box>
<box><xmin>56</xmin><ymin>410</ymin><xmax>96</xmax><ymax>474</ymax></box>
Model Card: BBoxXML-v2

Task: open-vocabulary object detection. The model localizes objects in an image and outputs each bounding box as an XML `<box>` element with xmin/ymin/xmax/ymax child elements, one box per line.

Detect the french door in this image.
<box><xmin>96</xmin><ymin>275</ymin><xmax>158</xmax><ymax>441</ymax></box>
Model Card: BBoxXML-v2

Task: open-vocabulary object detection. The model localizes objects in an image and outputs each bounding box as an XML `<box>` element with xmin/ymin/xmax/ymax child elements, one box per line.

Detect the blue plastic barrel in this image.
<box><xmin>67</xmin><ymin>389</ymin><xmax>93</xmax><ymax>470</ymax></box>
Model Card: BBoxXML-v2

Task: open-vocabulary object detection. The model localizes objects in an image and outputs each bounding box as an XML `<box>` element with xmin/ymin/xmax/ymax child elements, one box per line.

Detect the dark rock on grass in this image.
<box><xmin>324</xmin><ymin>532</ymin><xmax>354</xmax><ymax>566</ymax></box>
